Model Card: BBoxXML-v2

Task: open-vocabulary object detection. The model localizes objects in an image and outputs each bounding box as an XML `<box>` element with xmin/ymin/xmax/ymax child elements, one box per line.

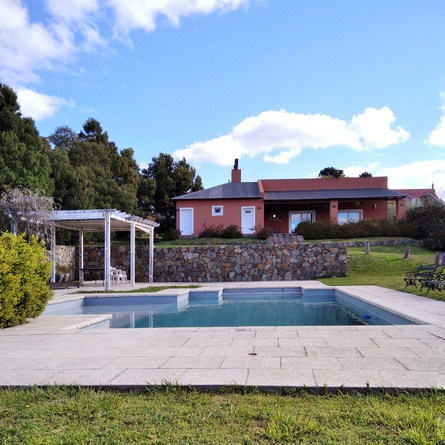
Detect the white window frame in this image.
<box><xmin>212</xmin><ymin>205</ymin><xmax>224</xmax><ymax>216</ymax></box>
<box><xmin>289</xmin><ymin>211</ymin><xmax>315</xmax><ymax>233</ymax></box>
<box><xmin>338</xmin><ymin>209</ymin><xmax>363</xmax><ymax>224</ymax></box>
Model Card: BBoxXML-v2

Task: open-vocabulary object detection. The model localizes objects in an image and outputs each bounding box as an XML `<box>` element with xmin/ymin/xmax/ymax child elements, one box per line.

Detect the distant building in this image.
<box><xmin>394</xmin><ymin>186</ymin><xmax>442</xmax><ymax>207</ymax></box>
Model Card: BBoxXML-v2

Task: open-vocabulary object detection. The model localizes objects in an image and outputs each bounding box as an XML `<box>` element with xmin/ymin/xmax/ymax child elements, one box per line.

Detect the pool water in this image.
<box><xmin>112</xmin><ymin>299</ymin><xmax>383</xmax><ymax>329</ymax></box>
<box><xmin>45</xmin><ymin>286</ymin><xmax>398</xmax><ymax>328</ymax></box>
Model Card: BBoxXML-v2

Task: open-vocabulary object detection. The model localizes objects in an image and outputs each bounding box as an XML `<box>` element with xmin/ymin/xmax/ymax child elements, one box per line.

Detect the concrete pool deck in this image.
<box><xmin>1</xmin><ymin>281</ymin><xmax>445</xmax><ymax>390</ymax></box>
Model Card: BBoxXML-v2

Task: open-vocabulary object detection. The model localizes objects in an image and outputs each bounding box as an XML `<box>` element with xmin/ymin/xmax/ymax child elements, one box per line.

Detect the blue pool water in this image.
<box><xmin>43</xmin><ymin>287</ymin><xmax>409</xmax><ymax>329</ymax></box>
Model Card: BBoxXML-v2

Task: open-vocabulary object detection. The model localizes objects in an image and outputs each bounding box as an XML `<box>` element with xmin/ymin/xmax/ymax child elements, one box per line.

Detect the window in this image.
<box><xmin>338</xmin><ymin>210</ymin><xmax>362</xmax><ymax>224</ymax></box>
<box><xmin>212</xmin><ymin>206</ymin><xmax>224</xmax><ymax>216</ymax></box>
<box><xmin>289</xmin><ymin>211</ymin><xmax>315</xmax><ymax>233</ymax></box>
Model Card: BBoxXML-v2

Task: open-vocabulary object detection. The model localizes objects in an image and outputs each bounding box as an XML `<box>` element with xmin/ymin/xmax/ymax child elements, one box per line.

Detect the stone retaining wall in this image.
<box><xmin>152</xmin><ymin>243</ymin><xmax>347</xmax><ymax>282</ymax></box>
<box><xmin>54</xmin><ymin>242</ymin><xmax>347</xmax><ymax>282</ymax></box>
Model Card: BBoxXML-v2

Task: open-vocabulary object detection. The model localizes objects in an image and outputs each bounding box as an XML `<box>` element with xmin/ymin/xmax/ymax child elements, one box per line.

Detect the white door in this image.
<box><xmin>179</xmin><ymin>208</ymin><xmax>194</xmax><ymax>236</ymax></box>
<box><xmin>241</xmin><ymin>206</ymin><xmax>255</xmax><ymax>235</ymax></box>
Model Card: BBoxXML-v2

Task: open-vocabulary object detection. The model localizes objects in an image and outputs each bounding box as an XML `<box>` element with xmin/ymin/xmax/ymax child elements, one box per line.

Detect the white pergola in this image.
<box><xmin>49</xmin><ymin>209</ymin><xmax>159</xmax><ymax>291</ymax></box>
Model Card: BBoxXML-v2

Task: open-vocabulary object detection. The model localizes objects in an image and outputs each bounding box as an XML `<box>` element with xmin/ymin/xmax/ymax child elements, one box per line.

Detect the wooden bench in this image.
<box><xmin>423</xmin><ymin>273</ymin><xmax>445</xmax><ymax>294</ymax></box>
<box><xmin>403</xmin><ymin>265</ymin><xmax>439</xmax><ymax>289</ymax></box>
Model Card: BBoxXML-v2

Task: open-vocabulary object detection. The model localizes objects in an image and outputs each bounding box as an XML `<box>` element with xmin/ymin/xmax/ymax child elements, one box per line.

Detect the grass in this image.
<box><xmin>319</xmin><ymin>244</ymin><xmax>445</xmax><ymax>301</ymax></box>
<box><xmin>1</xmin><ymin>386</ymin><xmax>445</xmax><ymax>444</ymax></box>
<box><xmin>155</xmin><ymin>236</ymin><xmax>261</xmax><ymax>247</ymax></box>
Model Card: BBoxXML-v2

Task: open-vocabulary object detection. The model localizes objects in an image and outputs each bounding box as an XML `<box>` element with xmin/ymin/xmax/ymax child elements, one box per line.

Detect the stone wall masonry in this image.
<box><xmin>56</xmin><ymin>242</ymin><xmax>347</xmax><ymax>282</ymax></box>
<box><xmin>152</xmin><ymin>243</ymin><xmax>347</xmax><ymax>282</ymax></box>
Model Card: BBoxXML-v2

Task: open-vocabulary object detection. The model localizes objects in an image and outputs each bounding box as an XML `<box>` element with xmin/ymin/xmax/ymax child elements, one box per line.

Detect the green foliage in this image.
<box><xmin>140</xmin><ymin>154</ymin><xmax>203</xmax><ymax>234</ymax></box>
<box><xmin>163</xmin><ymin>227</ymin><xmax>181</xmax><ymax>241</ymax></box>
<box><xmin>254</xmin><ymin>226</ymin><xmax>271</xmax><ymax>240</ymax></box>
<box><xmin>0</xmin><ymin>84</ymin><xmax>54</xmax><ymax>195</ymax></box>
<box><xmin>199</xmin><ymin>223</ymin><xmax>224</xmax><ymax>238</ymax></box>
<box><xmin>221</xmin><ymin>224</ymin><xmax>242</xmax><ymax>238</ymax></box>
<box><xmin>406</xmin><ymin>199</ymin><xmax>445</xmax><ymax>250</ymax></box>
<box><xmin>318</xmin><ymin>166</ymin><xmax>345</xmax><ymax>178</ymax></box>
<box><xmin>48</xmin><ymin>120</ymin><xmax>140</xmax><ymax>213</ymax></box>
<box><xmin>0</xmin><ymin>233</ymin><xmax>53</xmax><ymax>328</ymax></box>
<box><xmin>359</xmin><ymin>171</ymin><xmax>373</xmax><ymax>177</ymax></box>
<box><xmin>296</xmin><ymin>219</ymin><xmax>417</xmax><ymax>240</ymax></box>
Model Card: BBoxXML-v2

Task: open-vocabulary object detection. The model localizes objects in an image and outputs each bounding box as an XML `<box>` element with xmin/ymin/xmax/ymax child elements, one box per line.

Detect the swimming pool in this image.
<box><xmin>43</xmin><ymin>287</ymin><xmax>414</xmax><ymax>329</ymax></box>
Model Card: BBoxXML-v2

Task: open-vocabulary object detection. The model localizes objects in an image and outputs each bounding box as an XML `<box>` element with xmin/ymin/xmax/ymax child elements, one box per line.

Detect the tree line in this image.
<box><xmin>0</xmin><ymin>83</ymin><xmax>203</xmax><ymax>236</ymax></box>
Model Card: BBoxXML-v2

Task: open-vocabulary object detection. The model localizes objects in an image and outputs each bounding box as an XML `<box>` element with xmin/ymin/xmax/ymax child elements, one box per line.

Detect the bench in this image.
<box><xmin>403</xmin><ymin>265</ymin><xmax>439</xmax><ymax>289</ymax></box>
<box><xmin>423</xmin><ymin>273</ymin><xmax>445</xmax><ymax>294</ymax></box>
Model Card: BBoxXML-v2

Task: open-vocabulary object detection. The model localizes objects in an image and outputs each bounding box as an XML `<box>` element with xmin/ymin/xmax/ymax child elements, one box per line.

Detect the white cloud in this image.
<box><xmin>45</xmin><ymin>0</ymin><xmax>99</xmax><ymax>23</ymax></box>
<box><xmin>344</xmin><ymin>161</ymin><xmax>445</xmax><ymax>201</ymax></box>
<box><xmin>0</xmin><ymin>0</ymin><xmax>254</xmax><ymax>119</ymax></box>
<box><xmin>348</xmin><ymin>107</ymin><xmax>410</xmax><ymax>148</ymax></box>
<box><xmin>16</xmin><ymin>88</ymin><xmax>73</xmax><ymax>121</ymax></box>
<box><xmin>106</xmin><ymin>0</ymin><xmax>252</xmax><ymax>34</ymax></box>
<box><xmin>173</xmin><ymin>108</ymin><xmax>410</xmax><ymax>166</ymax></box>
<box><xmin>426</xmin><ymin>113</ymin><xmax>445</xmax><ymax>146</ymax></box>
<box><xmin>0</xmin><ymin>0</ymin><xmax>75</xmax><ymax>85</ymax></box>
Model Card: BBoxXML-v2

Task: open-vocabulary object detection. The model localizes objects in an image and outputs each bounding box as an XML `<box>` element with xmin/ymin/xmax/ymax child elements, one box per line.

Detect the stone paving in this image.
<box><xmin>1</xmin><ymin>281</ymin><xmax>445</xmax><ymax>390</ymax></box>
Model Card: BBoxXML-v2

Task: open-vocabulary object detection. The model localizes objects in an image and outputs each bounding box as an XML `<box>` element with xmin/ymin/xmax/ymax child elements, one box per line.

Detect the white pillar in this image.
<box><xmin>50</xmin><ymin>224</ymin><xmax>56</xmax><ymax>282</ymax></box>
<box><xmin>149</xmin><ymin>227</ymin><xmax>154</xmax><ymax>283</ymax></box>
<box><xmin>130</xmin><ymin>221</ymin><xmax>135</xmax><ymax>286</ymax></box>
<box><xmin>79</xmin><ymin>229</ymin><xmax>84</xmax><ymax>285</ymax></box>
<box><xmin>104</xmin><ymin>211</ymin><xmax>111</xmax><ymax>291</ymax></box>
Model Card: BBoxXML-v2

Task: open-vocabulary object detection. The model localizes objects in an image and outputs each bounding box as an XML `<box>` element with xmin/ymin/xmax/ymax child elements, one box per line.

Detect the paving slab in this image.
<box><xmin>2</xmin><ymin>282</ymin><xmax>445</xmax><ymax>390</ymax></box>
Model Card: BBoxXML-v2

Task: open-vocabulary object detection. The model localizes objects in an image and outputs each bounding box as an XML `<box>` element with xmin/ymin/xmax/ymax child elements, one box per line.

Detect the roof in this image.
<box><xmin>395</xmin><ymin>189</ymin><xmax>440</xmax><ymax>200</ymax></box>
<box><xmin>263</xmin><ymin>188</ymin><xmax>406</xmax><ymax>202</ymax></box>
<box><xmin>50</xmin><ymin>209</ymin><xmax>159</xmax><ymax>233</ymax></box>
<box><xmin>173</xmin><ymin>182</ymin><xmax>261</xmax><ymax>201</ymax></box>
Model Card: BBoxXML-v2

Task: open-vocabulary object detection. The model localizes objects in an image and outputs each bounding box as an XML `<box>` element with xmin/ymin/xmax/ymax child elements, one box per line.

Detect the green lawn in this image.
<box><xmin>1</xmin><ymin>387</ymin><xmax>445</xmax><ymax>444</ymax></box>
<box><xmin>319</xmin><ymin>244</ymin><xmax>445</xmax><ymax>301</ymax></box>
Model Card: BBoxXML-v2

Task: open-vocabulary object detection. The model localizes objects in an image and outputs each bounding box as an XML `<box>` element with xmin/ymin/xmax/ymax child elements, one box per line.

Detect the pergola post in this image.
<box><xmin>104</xmin><ymin>211</ymin><xmax>111</xmax><ymax>291</ymax></box>
<box><xmin>79</xmin><ymin>229</ymin><xmax>84</xmax><ymax>284</ymax></box>
<box><xmin>149</xmin><ymin>227</ymin><xmax>154</xmax><ymax>283</ymax></box>
<box><xmin>50</xmin><ymin>224</ymin><xmax>56</xmax><ymax>283</ymax></box>
<box><xmin>130</xmin><ymin>221</ymin><xmax>136</xmax><ymax>286</ymax></box>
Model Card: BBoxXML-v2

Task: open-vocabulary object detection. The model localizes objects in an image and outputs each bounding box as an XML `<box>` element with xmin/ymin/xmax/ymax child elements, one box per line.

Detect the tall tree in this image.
<box><xmin>318</xmin><ymin>167</ymin><xmax>345</xmax><ymax>178</ymax></box>
<box><xmin>0</xmin><ymin>84</ymin><xmax>53</xmax><ymax>195</ymax></box>
<box><xmin>48</xmin><ymin>119</ymin><xmax>140</xmax><ymax>213</ymax></box>
<box><xmin>140</xmin><ymin>153</ymin><xmax>203</xmax><ymax>233</ymax></box>
<box><xmin>359</xmin><ymin>171</ymin><xmax>373</xmax><ymax>177</ymax></box>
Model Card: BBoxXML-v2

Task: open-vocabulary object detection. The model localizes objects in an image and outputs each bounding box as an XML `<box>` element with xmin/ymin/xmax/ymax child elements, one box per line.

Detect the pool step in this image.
<box><xmin>222</xmin><ymin>287</ymin><xmax>302</xmax><ymax>300</ymax></box>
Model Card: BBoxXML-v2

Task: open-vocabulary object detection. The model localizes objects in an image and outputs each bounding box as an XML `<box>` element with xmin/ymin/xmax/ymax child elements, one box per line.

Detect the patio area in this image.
<box><xmin>1</xmin><ymin>281</ymin><xmax>445</xmax><ymax>390</ymax></box>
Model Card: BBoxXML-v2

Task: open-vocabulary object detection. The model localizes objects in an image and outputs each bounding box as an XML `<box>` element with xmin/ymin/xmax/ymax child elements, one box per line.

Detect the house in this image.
<box><xmin>173</xmin><ymin>160</ymin><xmax>407</xmax><ymax>236</ymax></box>
<box><xmin>394</xmin><ymin>186</ymin><xmax>442</xmax><ymax>207</ymax></box>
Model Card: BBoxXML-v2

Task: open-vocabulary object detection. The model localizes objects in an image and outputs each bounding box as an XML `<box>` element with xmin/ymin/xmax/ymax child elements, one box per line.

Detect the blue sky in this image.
<box><xmin>2</xmin><ymin>0</ymin><xmax>445</xmax><ymax>199</ymax></box>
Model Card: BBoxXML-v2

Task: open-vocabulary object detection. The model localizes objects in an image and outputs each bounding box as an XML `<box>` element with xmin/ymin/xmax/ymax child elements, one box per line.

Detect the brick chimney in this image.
<box><xmin>231</xmin><ymin>158</ymin><xmax>241</xmax><ymax>182</ymax></box>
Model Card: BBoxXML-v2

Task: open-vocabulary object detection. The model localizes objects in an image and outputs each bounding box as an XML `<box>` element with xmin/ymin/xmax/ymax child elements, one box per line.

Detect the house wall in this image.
<box><xmin>176</xmin><ymin>198</ymin><xmax>264</xmax><ymax>236</ymax></box>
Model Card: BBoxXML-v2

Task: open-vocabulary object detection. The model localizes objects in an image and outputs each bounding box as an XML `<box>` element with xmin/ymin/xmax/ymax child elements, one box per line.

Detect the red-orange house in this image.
<box><xmin>173</xmin><ymin>163</ymin><xmax>407</xmax><ymax>236</ymax></box>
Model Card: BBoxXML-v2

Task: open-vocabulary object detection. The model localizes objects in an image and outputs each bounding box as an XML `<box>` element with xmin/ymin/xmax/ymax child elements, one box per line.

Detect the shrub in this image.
<box><xmin>163</xmin><ymin>228</ymin><xmax>181</xmax><ymax>241</ymax></box>
<box><xmin>0</xmin><ymin>233</ymin><xmax>53</xmax><ymax>328</ymax></box>
<box><xmin>198</xmin><ymin>223</ymin><xmax>224</xmax><ymax>238</ymax></box>
<box><xmin>221</xmin><ymin>224</ymin><xmax>243</xmax><ymax>238</ymax></box>
<box><xmin>254</xmin><ymin>226</ymin><xmax>271</xmax><ymax>240</ymax></box>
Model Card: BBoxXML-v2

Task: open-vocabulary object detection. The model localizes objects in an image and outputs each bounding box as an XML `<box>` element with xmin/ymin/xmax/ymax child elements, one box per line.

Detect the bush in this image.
<box><xmin>0</xmin><ymin>233</ymin><xmax>53</xmax><ymax>328</ymax></box>
<box><xmin>254</xmin><ymin>226</ymin><xmax>271</xmax><ymax>240</ymax></box>
<box><xmin>163</xmin><ymin>228</ymin><xmax>181</xmax><ymax>241</ymax></box>
<box><xmin>198</xmin><ymin>223</ymin><xmax>224</xmax><ymax>238</ymax></box>
<box><xmin>221</xmin><ymin>224</ymin><xmax>243</xmax><ymax>238</ymax></box>
<box><xmin>295</xmin><ymin>218</ymin><xmax>421</xmax><ymax>240</ymax></box>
